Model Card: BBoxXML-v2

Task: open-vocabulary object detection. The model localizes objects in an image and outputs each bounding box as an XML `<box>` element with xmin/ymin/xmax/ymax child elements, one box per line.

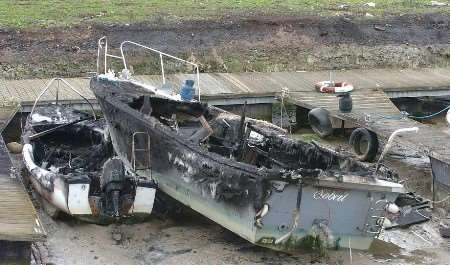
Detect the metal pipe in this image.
<box><xmin>104</xmin><ymin>38</ymin><xmax>108</xmax><ymax>74</ymax></box>
<box><xmin>56</xmin><ymin>79</ymin><xmax>59</xmax><ymax>104</ymax></box>
<box><xmin>97</xmin><ymin>36</ymin><xmax>106</xmax><ymax>74</ymax></box>
<box><xmin>30</xmin><ymin>78</ymin><xmax>97</xmax><ymax>120</ymax></box>
<box><xmin>119</xmin><ymin>40</ymin><xmax>201</xmax><ymax>101</ymax></box>
<box><xmin>196</xmin><ymin>66</ymin><xmax>200</xmax><ymax>101</ymax></box>
<box><xmin>120</xmin><ymin>41</ymin><xmax>198</xmax><ymax>67</ymax></box>
<box><xmin>99</xmin><ymin>37</ymin><xmax>202</xmax><ymax>101</ymax></box>
<box><xmin>160</xmin><ymin>53</ymin><xmax>165</xmax><ymax>84</ymax></box>
<box><xmin>374</xmin><ymin>127</ymin><xmax>419</xmax><ymax>175</ymax></box>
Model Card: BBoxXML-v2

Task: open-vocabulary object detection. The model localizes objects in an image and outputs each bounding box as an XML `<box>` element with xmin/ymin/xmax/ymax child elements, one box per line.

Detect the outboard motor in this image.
<box><xmin>101</xmin><ymin>158</ymin><xmax>127</xmax><ymax>217</ymax></box>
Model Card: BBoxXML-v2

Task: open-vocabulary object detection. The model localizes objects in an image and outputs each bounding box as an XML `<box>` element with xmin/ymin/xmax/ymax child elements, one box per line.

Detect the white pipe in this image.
<box><xmin>30</xmin><ymin>77</ymin><xmax>97</xmax><ymax>120</ymax></box>
<box><xmin>446</xmin><ymin>109</ymin><xmax>450</xmax><ymax>125</ymax></box>
<box><xmin>374</xmin><ymin>127</ymin><xmax>419</xmax><ymax>175</ymax></box>
<box><xmin>97</xmin><ymin>36</ymin><xmax>106</xmax><ymax>74</ymax></box>
<box><xmin>119</xmin><ymin>40</ymin><xmax>201</xmax><ymax>101</ymax></box>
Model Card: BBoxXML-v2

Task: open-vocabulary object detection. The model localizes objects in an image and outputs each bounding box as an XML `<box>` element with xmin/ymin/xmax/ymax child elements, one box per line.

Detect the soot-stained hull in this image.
<box><xmin>22</xmin><ymin>104</ymin><xmax>156</xmax><ymax>223</ymax></box>
<box><xmin>91</xmin><ymin>76</ymin><xmax>405</xmax><ymax>251</ymax></box>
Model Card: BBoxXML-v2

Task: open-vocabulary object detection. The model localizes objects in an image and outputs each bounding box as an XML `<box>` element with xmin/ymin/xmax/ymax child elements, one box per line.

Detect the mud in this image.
<box><xmin>0</xmin><ymin>116</ymin><xmax>444</xmax><ymax>265</ymax></box>
<box><xmin>28</xmin><ymin>187</ymin><xmax>450</xmax><ymax>265</ymax></box>
<box><xmin>1</xmin><ymin>14</ymin><xmax>450</xmax><ymax>79</ymax></box>
<box><xmin>8</xmin><ymin>123</ymin><xmax>447</xmax><ymax>265</ymax></box>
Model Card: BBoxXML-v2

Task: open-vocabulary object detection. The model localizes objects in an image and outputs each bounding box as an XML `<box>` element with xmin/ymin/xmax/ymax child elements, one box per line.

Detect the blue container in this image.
<box><xmin>180</xmin><ymin>79</ymin><xmax>195</xmax><ymax>101</ymax></box>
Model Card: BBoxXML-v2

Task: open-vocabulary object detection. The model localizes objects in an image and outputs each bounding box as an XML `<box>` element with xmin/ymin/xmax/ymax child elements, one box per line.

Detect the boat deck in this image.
<box><xmin>0</xmin><ymin>102</ymin><xmax>45</xmax><ymax>242</ymax></box>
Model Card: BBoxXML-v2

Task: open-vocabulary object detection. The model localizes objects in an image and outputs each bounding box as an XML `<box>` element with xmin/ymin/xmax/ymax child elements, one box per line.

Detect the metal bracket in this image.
<box><xmin>131</xmin><ymin>131</ymin><xmax>151</xmax><ymax>171</ymax></box>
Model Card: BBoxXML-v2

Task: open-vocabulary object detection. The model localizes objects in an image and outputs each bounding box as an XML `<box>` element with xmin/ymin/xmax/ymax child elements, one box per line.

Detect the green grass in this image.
<box><xmin>0</xmin><ymin>0</ymin><xmax>449</xmax><ymax>28</ymax></box>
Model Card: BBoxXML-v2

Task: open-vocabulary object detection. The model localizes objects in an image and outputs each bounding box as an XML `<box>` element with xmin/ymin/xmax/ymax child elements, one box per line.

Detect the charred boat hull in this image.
<box><xmin>91</xmin><ymin>76</ymin><xmax>405</xmax><ymax>251</ymax></box>
<box><xmin>22</xmin><ymin>97</ymin><xmax>156</xmax><ymax>223</ymax></box>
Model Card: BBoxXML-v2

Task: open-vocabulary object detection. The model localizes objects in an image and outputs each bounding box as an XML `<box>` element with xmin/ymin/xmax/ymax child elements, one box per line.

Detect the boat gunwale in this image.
<box><xmin>92</xmin><ymin>77</ymin><xmax>401</xmax><ymax>190</ymax></box>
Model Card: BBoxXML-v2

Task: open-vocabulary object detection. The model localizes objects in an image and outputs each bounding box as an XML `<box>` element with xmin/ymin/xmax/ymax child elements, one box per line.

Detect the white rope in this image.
<box><xmin>411</xmin><ymin>231</ymin><xmax>433</xmax><ymax>246</ymax></box>
<box><xmin>432</xmin><ymin>195</ymin><xmax>450</xmax><ymax>205</ymax></box>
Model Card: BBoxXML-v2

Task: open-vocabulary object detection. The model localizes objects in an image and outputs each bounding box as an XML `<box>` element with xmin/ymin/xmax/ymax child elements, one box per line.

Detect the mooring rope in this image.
<box><xmin>408</xmin><ymin>105</ymin><xmax>450</xmax><ymax>120</ymax></box>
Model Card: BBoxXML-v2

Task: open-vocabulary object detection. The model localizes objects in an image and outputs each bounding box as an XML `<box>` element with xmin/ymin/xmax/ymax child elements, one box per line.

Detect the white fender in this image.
<box><xmin>131</xmin><ymin>186</ymin><xmax>156</xmax><ymax>214</ymax></box>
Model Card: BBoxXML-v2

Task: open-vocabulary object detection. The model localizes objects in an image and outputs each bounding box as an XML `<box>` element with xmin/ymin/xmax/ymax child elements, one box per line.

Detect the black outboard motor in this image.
<box><xmin>101</xmin><ymin>158</ymin><xmax>127</xmax><ymax>217</ymax></box>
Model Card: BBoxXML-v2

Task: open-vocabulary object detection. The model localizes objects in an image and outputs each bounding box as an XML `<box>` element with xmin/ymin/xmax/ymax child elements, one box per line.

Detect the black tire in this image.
<box><xmin>349</xmin><ymin>128</ymin><xmax>379</xmax><ymax>162</ymax></box>
<box><xmin>308</xmin><ymin>108</ymin><xmax>333</xmax><ymax>138</ymax></box>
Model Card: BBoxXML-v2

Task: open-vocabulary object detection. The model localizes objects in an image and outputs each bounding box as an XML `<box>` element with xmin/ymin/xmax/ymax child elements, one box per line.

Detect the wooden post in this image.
<box><xmin>295</xmin><ymin>106</ymin><xmax>309</xmax><ymax>129</ymax></box>
<box><xmin>0</xmin><ymin>241</ymin><xmax>31</xmax><ymax>265</ymax></box>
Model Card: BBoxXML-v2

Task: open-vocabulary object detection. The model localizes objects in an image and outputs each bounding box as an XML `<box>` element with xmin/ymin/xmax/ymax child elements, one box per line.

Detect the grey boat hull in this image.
<box><xmin>91</xmin><ymin>76</ymin><xmax>404</xmax><ymax>251</ymax></box>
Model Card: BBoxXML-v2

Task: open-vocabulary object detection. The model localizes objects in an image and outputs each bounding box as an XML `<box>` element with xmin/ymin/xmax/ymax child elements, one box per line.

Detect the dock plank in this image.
<box><xmin>0</xmin><ymin>105</ymin><xmax>45</xmax><ymax>242</ymax></box>
<box><xmin>1</xmin><ymin>67</ymin><xmax>450</xmax><ymax>165</ymax></box>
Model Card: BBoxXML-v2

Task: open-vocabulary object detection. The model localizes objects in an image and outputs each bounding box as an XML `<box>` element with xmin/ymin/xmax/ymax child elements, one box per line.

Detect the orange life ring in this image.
<box><xmin>315</xmin><ymin>81</ymin><xmax>354</xmax><ymax>93</ymax></box>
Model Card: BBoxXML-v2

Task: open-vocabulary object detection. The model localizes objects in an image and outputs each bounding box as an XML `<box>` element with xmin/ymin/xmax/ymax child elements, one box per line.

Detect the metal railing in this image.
<box><xmin>97</xmin><ymin>36</ymin><xmax>201</xmax><ymax>101</ymax></box>
<box><xmin>30</xmin><ymin>77</ymin><xmax>97</xmax><ymax>120</ymax></box>
<box><xmin>364</xmin><ymin>199</ymin><xmax>390</xmax><ymax>237</ymax></box>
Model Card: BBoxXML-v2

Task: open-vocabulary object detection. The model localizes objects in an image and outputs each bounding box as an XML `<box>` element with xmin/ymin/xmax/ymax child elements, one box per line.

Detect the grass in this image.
<box><xmin>0</xmin><ymin>0</ymin><xmax>449</xmax><ymax>28</ymax></box>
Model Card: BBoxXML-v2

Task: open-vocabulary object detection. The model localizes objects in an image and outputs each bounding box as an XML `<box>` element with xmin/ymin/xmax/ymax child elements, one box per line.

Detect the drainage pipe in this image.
<box><xmin>374</xmin><ymin>127</ymin><xmax>419</xmax><ymax>175</ymax></box>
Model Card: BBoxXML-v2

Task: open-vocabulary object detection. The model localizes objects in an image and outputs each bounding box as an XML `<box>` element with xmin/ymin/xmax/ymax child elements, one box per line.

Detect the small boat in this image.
<box><xmin>22</xmin><ymin>78</ymin><xmax>156</xmax><ymax>223</ymax></box>
<box><xmin>90</xmin><ymin>38</ymin><xmax>407</xmax><ymax>251</ymax></box>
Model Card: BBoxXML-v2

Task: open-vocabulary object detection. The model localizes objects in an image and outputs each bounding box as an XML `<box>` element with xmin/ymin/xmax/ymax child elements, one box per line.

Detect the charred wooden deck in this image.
<box><xmin>0</xmin><ymin>102</ymin><xmax>45</xmax><ymax>243</ymax></box>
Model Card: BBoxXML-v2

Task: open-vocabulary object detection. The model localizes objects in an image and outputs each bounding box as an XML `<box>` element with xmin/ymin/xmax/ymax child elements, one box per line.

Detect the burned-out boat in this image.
<box><xmin>22</xmin><ymin>78</ymin><xmax>156</xmax><ymax>223</ymax></box>
<box><xmin>91</xmin><ymin>38</ymin><xmax>406</xmax><ymax>251</ymax></box>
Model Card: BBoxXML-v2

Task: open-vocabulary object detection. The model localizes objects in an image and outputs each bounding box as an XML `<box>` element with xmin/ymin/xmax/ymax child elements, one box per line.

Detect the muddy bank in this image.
<box><xmin>1</xmin><ymin>14</ymin><xmax>450</xmax><ymax>79</ymax></box>
<box><xmin>5</xmin><ymin>113</ymin><xmax>448</xmax><ymax>264</ymax></box>
<box><xmin>31</xmin><ymin>207</ymin><xmax>450</xmax><ymax>265</ymax></box>
<box><xmin>19</xmin><ymin>149</ymin><xmax>448</xmax><ymax>265</ymax></box>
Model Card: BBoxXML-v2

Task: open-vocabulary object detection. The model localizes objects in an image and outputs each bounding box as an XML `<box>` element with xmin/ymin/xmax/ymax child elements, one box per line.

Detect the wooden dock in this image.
<box><xmin>0</xmin><ymin>101</ymin><xmax>45</xmax><ymax>264</ymax></box>
<box><xmin>2</xmin><ymin>68</ymin><xmax>450</xmax><ymax>107</ymax></box>
<box><xmin>1</xmin><ymin>68</ymin><xmax>450</xmax><ymax>165</ymax></box>
<box><xmin>286</xmin><ymin>84</ymin><xmax>450</xmax><ymax>162</ymax></box>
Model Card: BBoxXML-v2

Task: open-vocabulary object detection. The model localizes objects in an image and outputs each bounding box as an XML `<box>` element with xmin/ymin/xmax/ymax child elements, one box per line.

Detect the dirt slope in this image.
<box><xmin>1</xmin><ymin>14</ymin><xmax>449</xmax><ymax>79</ymax></box>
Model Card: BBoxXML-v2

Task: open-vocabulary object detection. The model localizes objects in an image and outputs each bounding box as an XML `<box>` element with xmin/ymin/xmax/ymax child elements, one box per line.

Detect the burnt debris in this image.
<box><xmin>92</xmin><ymin>78</ymin><xmax>399</xmax><ymax>212</ymax></box>
<box><xmin>22</xmin><ymin>104</ymin><xmax>156</xmax><ymax>222</ymax></box>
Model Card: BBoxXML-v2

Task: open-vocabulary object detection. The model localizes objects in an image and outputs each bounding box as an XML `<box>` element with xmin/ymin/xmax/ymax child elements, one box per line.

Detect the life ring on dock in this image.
<box><xmin>308</xmin><ymin>108</ymin><xmax>333</xmax><ymax>138</ymax></box>
<box><xmin>315</xmin><ymin>81</ymin><xmax>354</xmax><ymax>94</ymax></box>
<box><xmin>349</xmin><ymin>128</ymin><xmax>379</xmax><ymax>162</ymax></box>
